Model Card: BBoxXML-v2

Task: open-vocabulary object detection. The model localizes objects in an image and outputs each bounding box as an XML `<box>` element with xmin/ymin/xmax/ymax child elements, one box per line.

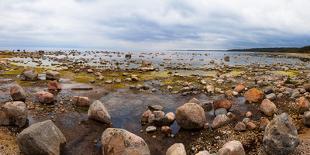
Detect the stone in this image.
<box><xmin>163</xmin><ymin>112</ymin><xmax>175</xmax><ymax>125</ymax></box>
<box><xmin>234</xmin><ymin>122</ymin><xmax>246</xmax><ymax>132</ymax></box>
<box><xmin>213</xmin><ymin>99</ymin><xmax>232</xmax><ymax>110</ymax></box>
<box><xmin>46</xmin><ymin>70</ymin><xmax>60</xmax><ymax>80</ymax></box>
<box><xmin>195</xmin><ymin>151</ymin><xmax>210</xmax><ymax>155</ymax></box>
<box><xmin>212</xmin><ymin>114</ymin><xmax>229</xmax><ymax>129</ymax></box>
<box><xmin>296</xmin><ymin>97</ymin><xmax>310</xmax><ymax>113</ymax></box>
<box><xmin>218</xmin><ymin>140</ymin><xmax>245</xmax><ymax>155</ymax></box>
<box><xmin>263</xmin><ymin>113</ymin><xmax>299</xmax><ymax>155</ymax></box>
<box><xmin>304</xmin><ymin>83</ymin><xmax>310</xmax><ymax>92</ymax></box>
<box><xmin>161</xmin><ymin>126</ymin><xmax>172</xmax><ymax>135</ymax></box>
<box><xmin>148</xmin><ymin>105</ymin><xmax>163</xmax><ymax>111</ymax></box>
<box><xmin>72</xmin><ymin>96</ymin><xmax>90</xmax><ymax>107</ymax></box>
<box><xmin>206</xmin><ymin>85</ymin><xmax>215</xmax><ymax>93</ymax></box>
<box><xmin>260</xmin><ymin>99</ymin><xmax>277</xmax><ymax>116</ymax></box>
<box><xmin>245</xmin><ymin>111</ymin><xmax>252</xmax><ymax>117</ymax></box>
<box><xmin>259</xmin><ymin>117</ymin><xmax>270</xmax><ymax>131</ymax></box>
<box><xmin>35</xmin><ymin>91</ymin><xmax>54</xmax><ymax>104</ymax></box>
<box><xmin>146</xmin><ymin>126</ymin><xmax>156</xmax><ymax>132</ymax></box>
<box><xmin>10</xmin><ymin>84</ymin><xmax>26</xmax><ymax>101</ymax></box>
<box><xmin>0</xmin><ymin>101</ymin><xmax>27</xmax><ymax>127</ymax></box>
<box><xmin>176</xmin><ymin>103</ymin><xmax>206</xmax><ymax>129</ymax></box>
<box><xmin>188</xmin><ymin>97</ymin><xmax>201</xmax><ymax>105</ymax></box>
<box><xmin>47</xmin><ymin>81</ymin><xmax>62</xmax><ymax>91</ymax></box>
<box><xmin>88</xmin><ymin>100</ymin><xmax>111</xmax><ymax>124</ymax></box>
<box><xmin>141</xmin><ymin>110</ymin><xmax>152</xmax><ymax>124</ymax></box>
<box><xmin>166</xmin><ymin>143</ymin><xmax>186</xmax><ymax>155</ymax></box>
<box><xmin>214</xmin><ymin>108</ymin><xmax>227</xmax><ymax>116</ymax></box>
<box><xmin>101</xmin><ymin>128</ymin><xmax>150</xmax><ymax>155</ymax></box>
<box><xmin>266</xmin><ymin>93</ymin><xmax>276</xmax><ymax>100</ymax></box>
<box><xmin>303</xmin><ymin>111</ymin><xmax>310</xmax><ymax>127</ymax></box>
<box><xmin>153</xmin><ymin>110</ymin><xmax>165</xmax><ymax>125</ymax></box>
<box><xmin>234</xmin><ymin>84</ymin><xmax>245</xmax><ymax>93</ymax></box>
<box><xmin>244</xmin><ymin>88</ymin><xmax>264</xmax><ymax>103</ymax></box>
<box><xmin>246</xmin><ymin>121</ymin><xmax>257</xmax><ymax>130</ymax></box>
<box><xmin>20</xmin><ymin>69</ymin><xmax>38</xmax><ymax>81</ymax></box>
<box><xmin>224</xmin><ymin>56</ymin><xmax>230</xmax><ymax>62</ymax></box>
<box><xmin>17</xmin><ymin>120</ymin><xmax>66</xmax><ymax>155</ymax></box>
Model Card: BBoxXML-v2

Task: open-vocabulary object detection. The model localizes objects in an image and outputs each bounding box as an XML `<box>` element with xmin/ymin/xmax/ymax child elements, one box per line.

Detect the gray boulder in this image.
<box><xmin>17</xmin><ymin>120</ymin><xmax>66</xmax><ymax>155</ymax></box>
<box><xmin>176</xmin><ymin>103</ymin><xmax>206</xmax><ymax>129</ymax></box>
<box><xmin>263</xmin><ymin>113</ymin><xmax>299</xmax><ymax>155</ymax></box>
<box><xmin>101</xmin><ymin>128</ymin><xmax>150</xmax><ymax>155</ymax></box>
<box><xmin>20</xmin><ymin>69</ymin><xmax>38</xmax><ymax>81</ymax></box>
<box><xmin>0</xmin><ymin>101</ymin><xmax>27</xmax><ymax>127</ymax></box>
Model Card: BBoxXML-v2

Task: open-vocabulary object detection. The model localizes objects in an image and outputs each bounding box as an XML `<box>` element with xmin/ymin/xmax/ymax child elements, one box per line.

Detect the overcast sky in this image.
<box><xmin>1</xmin><ymin>0</ymin><xmax>310</xmax><ymax>51</ymax></box>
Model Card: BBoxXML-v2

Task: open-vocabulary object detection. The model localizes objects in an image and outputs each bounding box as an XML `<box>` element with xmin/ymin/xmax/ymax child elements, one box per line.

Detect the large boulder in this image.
<box><xmin>88</xmin><ymin>100</ymin><xmax>111</xmax><ymax>124</ymax></box>
<box><xmin>35</xmin><ymin>91</ymin><xmax>55</xmax><ymax>104</ymax></box>
<box><xmin>101</xmin><ymin>128</ymin><xmax>150</xmax><ymax>155</ymax></box>
<box><xmin>17</xmin><ymin>120</ymin><xmax>66</xmax><ymax>155</ymax></box>
<box><xmin>176</xmin><ymin>103</ymin><xmax>206</xmax><ymax>129</ymax></box>
<box><xmin>0</xmin><ymin>101</ymin><xmax>27</xmax><ymax>127</ymax></box>
<box><xmin>166</xmin><ymin>143</ymin><xmax>186</xmax><ymax>155</ymax></box>
<box><xmin>263</xmin><ymin>113</ymin><xmax>299</xmax><ymax>155</ymax></box>
<box><xmin>20</xmin><ymin>69</ymin><xmax>38</xmax><ymax>81</ymax></box>
<box><xmin>244</xmin><ymin>88</ymin><xmax>264</xmax><ymax>103</ymax></box>
<box><xmin>218</xmin><ymin>140</ymin><xmax>245</xmax><ymax>155</ymax></box>
<box><xmin>46</xmin><ymin>70</ymin><xmax>60</xmax><ymax>80</ymax></box>
<box><xmin>260</xmin><ymin>99</ymin><xmax>277</xmax><ymax>116</ymax></box>
<box><xmin>10</xmin><ymin>84</ymin><xmax>27</xmax><ymax>101</ymax></box>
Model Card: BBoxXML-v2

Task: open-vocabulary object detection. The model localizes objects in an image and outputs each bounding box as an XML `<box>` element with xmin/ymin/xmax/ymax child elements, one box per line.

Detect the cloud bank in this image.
<box><xmin>0</xmin><ymin>0</ymin><xmax>310</xmax><ymax>51</ymax></box>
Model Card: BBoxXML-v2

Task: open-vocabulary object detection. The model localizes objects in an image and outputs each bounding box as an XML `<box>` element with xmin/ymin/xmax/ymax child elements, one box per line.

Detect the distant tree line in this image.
<box><xmin>228</xmin><ymin>46</ymin><xmax>310</xmax><ymax>53</ymax></box>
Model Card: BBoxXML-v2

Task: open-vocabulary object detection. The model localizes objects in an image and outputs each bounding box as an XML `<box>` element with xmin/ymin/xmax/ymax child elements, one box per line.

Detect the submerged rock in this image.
<box><xmin>101</xmin><ymin>128</ymin><xmax>150</xmax><ymax>155</ymax></box>
<box><xmin>17</xmin><ymin>120</ymin><xmax>66</xmax><ymax>155</ymax></box>
<box><xmin>10</xmin><ymin>84</ymin><xmax>27</xmax><ymax>101</ymax></box>
<box><xmin>218</xmin><ymin>140</ymin><xmax>245</xmax><ymax>155</ymax></box>
<box><xmin>244</xmin><ymin>88</ymin><xmax>264</xmax><ymax>103</ymax></box>
<box><xmin>213</xmin><ymin>99</ymin><xmax>232</xmax><ymax>110</ymax></box>
<box><xmin>0</xmin><ymin>101</ymin><xmax>27</xmax><ymax>127</ymax></box>
<box><xmin>88</xmin><ymin>100</ymin><xmax>111</xmax><ymax>124</ymax></box>
<box><xmin>20</xmin><ymin>69</ymin><xmax>38</xmax><ymax>81</ymax></box>
<box><xmin>263</xmin><ymin>113</ymin><xmax>299</xmax><ymax>155</ymax></box>
<box><xmin>176</xmin><ymin>103</ymin><xmax>206</xmax><ymax>129</ymax></box>
<box><xmin>166</xmin><ymin>143</ymin><xmax>186</xmax><ymax>155</ymax></box>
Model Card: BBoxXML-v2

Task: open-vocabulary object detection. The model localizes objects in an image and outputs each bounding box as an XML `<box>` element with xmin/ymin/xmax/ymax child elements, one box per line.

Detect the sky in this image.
<box><xmin>1</xmin><ymin>0</ymin><xmax>310</xmax><ymax>51</ymax></box>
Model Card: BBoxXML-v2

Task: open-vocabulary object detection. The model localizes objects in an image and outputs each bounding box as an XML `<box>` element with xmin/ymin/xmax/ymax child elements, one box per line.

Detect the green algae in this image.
<box><xmin>269</xmin><ymin>70</ymin><xmax>299</xmax><ymax>77</ymax></box>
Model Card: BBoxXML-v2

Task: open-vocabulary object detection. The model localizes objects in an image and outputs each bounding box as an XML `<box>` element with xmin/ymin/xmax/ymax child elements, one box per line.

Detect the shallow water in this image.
<box><xmin>8</xmin><ymin>51</ymin><xmax>310</xmax><ymax>69</ymax></box>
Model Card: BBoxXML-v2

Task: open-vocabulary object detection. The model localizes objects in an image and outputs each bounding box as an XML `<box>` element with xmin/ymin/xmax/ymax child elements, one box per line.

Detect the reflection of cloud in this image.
<box><xmin>0</xmin><ymin>0</ymin><xmax>310</xmax><ymax>50</ymax></box>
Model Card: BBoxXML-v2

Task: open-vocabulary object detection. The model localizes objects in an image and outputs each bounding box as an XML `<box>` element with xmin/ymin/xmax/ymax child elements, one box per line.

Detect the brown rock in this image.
<box><xmin>161</xmin><ymin>126</ymin><xmax>172</xmax><ymax>135</ymax></box>
<box><xmin>213</xmin><ymin>99</ymin><xmax>232</xmax><ymax>110</ymax></box>
<box><xmin>260</xmin><ymin>99</ymin><xmax>277</xmax><ymax>116</ymax></box>
<box><xmin>234</xmin><ymin>122</ymin><xmax>246</xmax><ymax>132</ymax></box>
<box><xmin>296</xmin><ymin>97</ymin><xmax>310</xmax><ymax>113</ymax></box>
<box><xmin>259</xmin><ymin>117</ymin><xmax>270</xmax><ymax>130</ymax></box>
<box><xmin>244</xmin><ymin>88</ymin><xmax>264</xmax><ymax>103</ymax></box>
<box><xmin>47</xmin><ymin>81</ymin><xmax>62</xmax><ymax>91</ymax></box>
<box><xmin>35</xmin><ymin>91</ymin><xmax>54</xmax><ymax>104</ymax></box>
<box><xmin>10</xmin><ymin>85</ymin><xmax>27</xmax><ymax>101</ymax></box>
<box><xmin>246</xmin><ymin>121</ymin><xmax>257</xmax><ymax>130</ymax></box>
<box><xmin>72</xmin><ymin>96</ymin><xmax>90</xmax><ymax>107</ymax></box>
<box><xmin>234</xmin><ymin>84</ymin><xmax>246</xmax><ymax>93</ymax></box>
<box><xmin>176</xmin><ymin>103</ymin><xmax>206</xmax><ymax>129</ymax></box>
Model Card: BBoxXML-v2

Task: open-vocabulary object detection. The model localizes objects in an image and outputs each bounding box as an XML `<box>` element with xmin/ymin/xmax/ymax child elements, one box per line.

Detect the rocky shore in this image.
<box><xmin>0</xmin><ymin>50</ymin><xmax>309</xmax><ymax>155</ymax></box>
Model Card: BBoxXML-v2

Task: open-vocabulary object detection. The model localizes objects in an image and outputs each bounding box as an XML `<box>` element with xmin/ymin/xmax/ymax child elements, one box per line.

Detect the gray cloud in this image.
<box><xmin>0</xmin><ymin>0</ymin><xmax>310</xmax><ymax>50</ymax></box>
